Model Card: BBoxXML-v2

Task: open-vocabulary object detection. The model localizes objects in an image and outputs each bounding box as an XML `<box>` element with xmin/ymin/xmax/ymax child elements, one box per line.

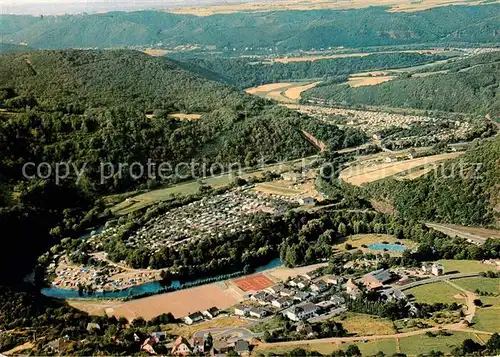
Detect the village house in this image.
<box><xmin>234</xmin><ymin>305</ymin><xmax>250</xmax><ymax>316</ymax></box>
<box><xmin>249</xmin><ymin>307</ymin><xmax>267</xmax><ymax>319</ymax></box>
<box><xmin>184</xmin><ymin>312</ymin><xmax>204</xmax><ymax>325</ymax></box>
<box><xmin>422</xmin><ymin>262</ymin><xmax>445</xmax><ymax>276</ymax></box>
<box><xmin>298</xmin><ymin>197</ymin><xmax>315</xmax><ymax>205</ymax></box>
<box><xmin>380</xmin><ymin>288</ymin><xmax>406</xmax><ymax>302</ymax></box>
<box><xmin>151</xmin><ymin>331</ymin><xmax>167</xmax><ymax>341</ymax></box>
<box><xmin>272</xmin><ymin>297</ymin><xmax>294</xmax><ymax>309</ymax></box>
<box><xmin>234</xmin><ymin>340</ymin><xmax>250</xmax><ymax>355</ymax></box>
<box><xmin>280</xmin><ymin>288</ymin><xmax>295</xmax><ymax>297</ymax></box>
<box><xmin>285</xmin><ymin>302</ymin><xmax>319</xmax><ymax>321</ymax></box>
<box><xmin>311</xmin><ymin>280</ymin><xmax>328</xmax><ymax>292</ymax></box>
<box><xmin>302</xmin><ymin>270</ymin><xmax>320</xmax><ymax>280</ymax></box>
<box><xmin>345</xmin><ymin>279</ymin><xmax>360</xmax><ymax>298</ymax></box>
<box><xmin>202</xmin><ymin>307</ymin><xmax>220</xmax><ymax>319</ymax></box>
<box><xmin>141</xmin><ymin>337</ymin><xmax>158</xmax><ymax>355</ymax></box>
<box><xmin>251</xmin><ymin>291</ymin><xmax>268</xmax><ymax>302</ymax></box>
<box><xmin>362</xmin><ymin>269</ymin><xmax>392</xmax><ymax>290</ymax></box>
<box><xmin>192</xmin><ymin>337</ymin><xmax>205</xmax><ymax>354</ymax></box>
<box><xmin>297</xmin><ymin>279</ymin><xmax>310</xmax><ymax>289</ymax></box>
<box><xmin>323</xmin><ymin>275</ymin><xmax>343</xmax><ymax>285</ymax></box>
<box><xmin>293</xmin><ymin>291</ymin><xmax>310</xmax><ymax>302</ymax></box>
<box><xmin>267</xmin><ymin>283</ymin><xmax>285</xmax><ymax>294</ymax></box>
<box><xmin>296</xmin><ymin>322</ymin><xmax>314</xmax><ymax>337</ymax></box>
<box><xmin>212</xmin><ymin>340</ymin><xmax>232</xmax><ymax>356</ymax></box>
<box><xmin>330</xmin><ymin>295</ymin><xmax>346</xmax><ymax>306</ymax></box>
<box><xmin>171</xmin><ymin>336</ymin><xmax>192</xmax><ymax>356</ymax></box>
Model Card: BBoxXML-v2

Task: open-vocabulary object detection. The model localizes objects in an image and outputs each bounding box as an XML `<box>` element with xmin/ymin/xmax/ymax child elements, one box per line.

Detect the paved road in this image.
<box><xmin>399</xmin><ymin>272</ymin><xmax>480</xmax><ymax>291</ymax></box>
<box><xmin>425</xmin><ymin>223</ymin><xmax>493</xmax><ymax>245</ymax></box>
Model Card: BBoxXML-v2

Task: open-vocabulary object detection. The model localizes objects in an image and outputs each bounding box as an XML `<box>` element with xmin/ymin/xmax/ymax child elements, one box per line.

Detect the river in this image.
<box><xmin>41</xmin><ymin>257</ymin><xmax>282</xmax><ymax>299</ymax></box>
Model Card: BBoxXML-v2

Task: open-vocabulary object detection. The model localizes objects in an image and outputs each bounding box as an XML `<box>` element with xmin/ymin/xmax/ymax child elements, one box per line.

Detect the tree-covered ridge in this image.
<box><xmin>367</xmin><ymin>135</ymin><xmax>500</xmax><ymax>227</ymax></box>
<box><xmin>0</xmin><ymin>5</ymin><xmax>499</xmax><ymax>50</ymax></box>
<box><xmin>303</xmin><ymin>52</ymin><xmax>500</xmax><ymax>116</ymax></box>
<box><xmin>171</xmin><ymin>52</ymin><xmax>448</xmax><ymax>89</ymax></box>
<box><xmin>0</xmin><ymin>49</ymin><xmax>365</xmax><ymax>193</ymax></box>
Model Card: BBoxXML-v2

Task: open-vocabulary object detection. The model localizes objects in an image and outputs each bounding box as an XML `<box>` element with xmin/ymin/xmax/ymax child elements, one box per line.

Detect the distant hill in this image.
<box><xmin>367</xmin><ymin>135</ymin><xmax>500</xmax><ymax>228</ymax></box>
<box><xmin>0</xmin><ymin>5</ymin><xmax>499</xmax><ymax>50</ymax></box>
<box><xmin>0</xmin><ymin>43</ymin><xmax>34</xmax><ymax>54</ymax></box>
<box><xmin>303</xmin><ymin>52</ymin><xmax>500</xmax><ymax>116</ymax></box>
<box><xmin>0</xmin><ymin>50</ymin><xmax>360</xmax><ymax>193</ymax></box>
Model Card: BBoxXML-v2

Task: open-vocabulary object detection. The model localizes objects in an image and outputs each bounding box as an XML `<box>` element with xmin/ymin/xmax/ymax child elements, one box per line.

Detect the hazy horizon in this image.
<box><xmin>0</xmin><ymin>0</ymin><xmax>253</xmax><ymax>15</ymax></box>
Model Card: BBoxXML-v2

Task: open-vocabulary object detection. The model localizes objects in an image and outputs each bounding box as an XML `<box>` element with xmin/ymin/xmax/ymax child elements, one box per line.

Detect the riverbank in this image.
<box><xmin>42</xmin><ymin>258</ymin><xmax>283</xmax><ymax>300</ymax></box>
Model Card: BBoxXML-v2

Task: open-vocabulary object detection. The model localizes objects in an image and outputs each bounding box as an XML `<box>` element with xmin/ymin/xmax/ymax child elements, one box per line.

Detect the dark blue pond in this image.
<box><xmin>41</xmin><ymin>257</ymin><xmax>282</xmax><ymax>299</ymax></box>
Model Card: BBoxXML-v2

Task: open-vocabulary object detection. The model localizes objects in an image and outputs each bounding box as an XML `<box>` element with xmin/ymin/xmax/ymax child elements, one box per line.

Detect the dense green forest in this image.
<box><xmin>0</xmin><ymin>5</ymin><xmax>499</xmax><ymax>50</ymax></box>
<box><xmin>0</xmin><ymin>49</ymin><xmax>369</xmax><ymax>284</ymax></box>
<box><xmin>303</xmin><ymin>52</ymin><xmax>500</xmax><ymax>116</ymax></box>
<box><xmin>170</xmin><ymin>52</ymin><xmax>448</xmax><ymax>89</ymax></box>
<box><xmin>367</xmin><ymin>136</ymin><xmax>500</xmax><ymax>227</ymax></box>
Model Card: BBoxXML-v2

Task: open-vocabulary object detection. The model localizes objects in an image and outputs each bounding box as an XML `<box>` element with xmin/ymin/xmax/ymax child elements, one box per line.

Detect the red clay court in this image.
<box><xmin>234</xmin><ymin>273</ymin><xmax>274</xmax><ymax>292</ymax></box>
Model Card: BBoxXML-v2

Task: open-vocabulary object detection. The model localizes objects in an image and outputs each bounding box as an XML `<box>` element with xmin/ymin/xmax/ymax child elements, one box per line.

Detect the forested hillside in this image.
<box><xmin>304</xmin><ymin>52</ymin><xmax>500</xmax><ymax>116</ymax></box>
<box><xmin>0</xmin><ymin>49</ymin><xmax>366</xmax><ymax>282</ymax></box>
<box><xmin>0</xmin><ymin>5</ymin><xmax>499</xmax><ymax>50</ymax></box>
<box><xmin>171</xmin><ymin>52</ymin><xmax>448</xmax><ymax>89</ymax></box>
<box><xmin>367</xmin><ymin>136</ymin><xmax>500</xmax><ymax>227</ymax></box>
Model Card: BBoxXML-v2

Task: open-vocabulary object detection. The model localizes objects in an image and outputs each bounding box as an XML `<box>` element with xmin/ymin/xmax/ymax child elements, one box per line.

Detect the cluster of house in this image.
<box><xmin>126</xmin><ymin>190</ymin><xmax>289</xmax><ymax>250</ymax></box>
<box><xmin>182</xmin><ymin>307</ymin><xmax>220</xmax><ymax>325</ymax></box>
<box><xmin>142</xmin><ymin>334</ymin><xmax>251</xmax><ymax>356</ymax></box>
<box><xmin>233</xmin><ymin>266</ymin><xmax>431</xmax><ymax>325</ymax></box>
<box><xmin>234</xmin><ymin>270</ymin><xmax>349</xmax><ymax>323</ymax></box>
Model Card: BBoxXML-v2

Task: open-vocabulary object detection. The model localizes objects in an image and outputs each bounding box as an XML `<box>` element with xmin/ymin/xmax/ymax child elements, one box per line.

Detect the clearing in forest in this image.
<box><xmin>348</xmin><ymin>75</ymin><xmax>396</xmax><ymax>87</ymax></box>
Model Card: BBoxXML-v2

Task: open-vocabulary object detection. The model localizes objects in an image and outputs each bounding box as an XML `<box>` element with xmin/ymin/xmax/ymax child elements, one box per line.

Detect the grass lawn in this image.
<box><xmin>471</xmin><ymin>296</ymin><xmax>500</xmax><ymax>333</ymax></box>
<box><xmin>339</xmin><ymin>313</ymin><xmax>396</xmax><ymax>336</ymax></box>
<box><xmin>453</xmin><ymin>277</ymin><xmax>500</xmax><ymax>295</ymax></box>
<box><xmin>438</xmin><ymin>260</ymin><xmax>496</xmax><ymax>274</ymax></box>
<box><xmin>406</xmin><ymin>282</ymin><xmax>461</xmax><ymax>304</ymax></box>
<box><xmin>398</xmin><ymin>331</ymin><xmax>487</xmax><ymax>355</ymax></box>
<box><xmin>349</xmin><ymin>339</ymin><xmax>398</xmax><ymax>356</ymax></box>
<box><xmin>336</xmin><ymin>234</ymin><xmax>418</xmax><ymax>255</ymax></box>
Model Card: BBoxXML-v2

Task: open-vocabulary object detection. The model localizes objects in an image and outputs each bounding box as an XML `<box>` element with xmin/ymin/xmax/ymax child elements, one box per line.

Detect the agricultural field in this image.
<box><xmin>348</xmin><ymin>75</ymin><xmax>396</xmax><ymax>87</ymax></box>
<box><xmin>339</xmin><ymin>152</ymin><xmax>463</xmax><ymax>186</ymax></box>
<box><xmin>272</xmin><ymin>49</ymin><xmax>452</xmax><ymax>63</ymax></box>
<box><xmin>471</xmin><ymin>296</ymin><xmax>500</xmax><ymax>333</ymax></box>
<box><xmin>245</xmin><ymin>81</ymin><xmax>320</xmax><ymax>103</ymax></box>
<box><xmin>168</xmin><ymin>0</ymin><xmax>488</xmax><ymax>16</ymax></box>
<box><xmin>437</xmin><ymin>260</ymin><xmax>498</xmax><ymax>274</ymax></box>
<box><xmin>405</xmin><ymin>282</ymin><xmax>461</xmax><ymax>304</ymax></box>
